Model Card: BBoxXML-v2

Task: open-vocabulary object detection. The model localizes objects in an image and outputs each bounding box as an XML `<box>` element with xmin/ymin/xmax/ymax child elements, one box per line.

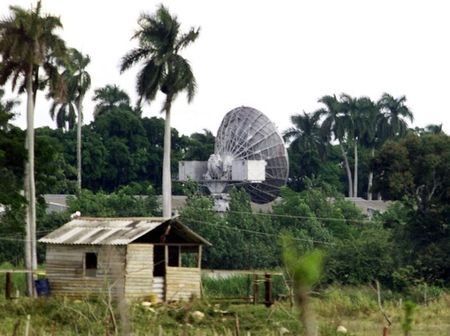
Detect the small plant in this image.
<box><xmin>401</xmin><ymin>300</ymin><xmax>416</xmax><ymax>336</ymax></box>
<box><xmin>281</xmin><ymin>233</ymin><xmax>324</xmax><ymax>336</ymax></box>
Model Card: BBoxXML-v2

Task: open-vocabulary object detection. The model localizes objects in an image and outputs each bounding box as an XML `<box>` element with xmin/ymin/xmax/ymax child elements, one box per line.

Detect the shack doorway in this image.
<box><xmin>153</xmin><ymin>245</ymin><xmax>165</xmax><ymax>301</ymax></box>
<box><xmin>153</xmin><ymin>245</ymin><xmax>165</xmax><ymax>276</ymax></box>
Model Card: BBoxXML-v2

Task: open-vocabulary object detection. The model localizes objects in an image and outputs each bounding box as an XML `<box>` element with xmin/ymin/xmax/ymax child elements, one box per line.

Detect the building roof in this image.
<box><xmin>345</xmin><ymin>197</ymin><xmax>391</xmax><ymax>217</ymax></box>
<box><xmin>39</xmin><ymin>217</ymin><xmax>211</xmax><ymax>246</ymax></box>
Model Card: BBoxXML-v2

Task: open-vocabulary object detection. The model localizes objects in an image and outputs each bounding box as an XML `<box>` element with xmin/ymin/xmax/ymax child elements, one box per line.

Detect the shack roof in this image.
<box><xmin>39</xmin><ymin>217</ymin><xmax>211</xmax><ymax>246</ymax></box>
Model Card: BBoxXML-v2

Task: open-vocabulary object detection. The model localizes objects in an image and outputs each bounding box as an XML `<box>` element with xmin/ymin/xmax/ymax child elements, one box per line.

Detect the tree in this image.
<box><xmin>92</xmin><ymin>84</ymin><xmax>131</xmax><ymax>118</ymax></box>
<box><xmin>372</xmin><ymin>134</ymin><xmax>450</xmax><ymax>282</ymax></box>
<box><xmin>0</xmin><ymin>1</ymin><xmax>66</xmax><ymax>294</ymax></box>
<box><xmin>284</xmin><ymin>112</ymin><xmax>328</xmax><ymax>191</ymax></box>
<box><xmin>68</xmin><ymin>49</ymin><xmax>91</xmax><ymax>193</ymax></box>
<box><xmin>184</xmin><ymin>129</ymin><xmax>215</xmax><ymax>161</ymax></box>
<box><xmin>347</xmin><ymin>96</ymin><xmax>377</xmax><ymax>198</ymax></box>
<box><xmin>284</xmin><ymin>111</ymin><xmax>326</xmax><ymax>156</ymax></box>
<box><xmin>121</xmin><ymin>5</ymin><xmax>200</xmax><ymax>218</ymax></box>
<box><xmin>0</xmin><ymin>89</ymin><xmax>19</xmax><ymax>130</ymax></box>
<box><xmin>0</xmin><ymin>89</ymin><xmax>24</xmax><ymax>211</ymax></box>
<box><xmin>317</xmin><ymin>95</ymin><xmax>354</xmax><ymax>197</ymax></box>
<box><xmin>377</xmin><ymin>93</ymin><xmax>413</xmax><ymax>139</ymax></box>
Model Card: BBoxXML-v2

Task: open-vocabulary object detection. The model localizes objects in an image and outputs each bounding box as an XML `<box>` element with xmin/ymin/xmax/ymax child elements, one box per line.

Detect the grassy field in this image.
<box><xmin>0</xmin><ymin>279</ymin><xmax>449</xmax><ymax>335</ymax></box>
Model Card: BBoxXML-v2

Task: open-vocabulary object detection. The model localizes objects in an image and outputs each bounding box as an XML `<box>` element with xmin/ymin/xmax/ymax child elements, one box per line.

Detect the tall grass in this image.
<box><xmin>202</xmin><ymin>274</ymin><xmax>288</xmax><ymax>301</ymax></box>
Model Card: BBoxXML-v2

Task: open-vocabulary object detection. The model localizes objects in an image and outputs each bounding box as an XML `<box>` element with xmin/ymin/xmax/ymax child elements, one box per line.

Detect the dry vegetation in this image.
<box><xmin>0</xmin><ymin>284</ymin><xmax>449</xmax><ymax>335</ymax></box>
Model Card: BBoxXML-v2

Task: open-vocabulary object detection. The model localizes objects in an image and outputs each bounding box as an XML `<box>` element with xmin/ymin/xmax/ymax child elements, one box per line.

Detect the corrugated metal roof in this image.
<box><xmin>39</xmin><ymin>217</ymin><xmax>166</xmax><ymax>245</ymax></box>
<box><xmin>39</xmin><ymin>217</ymin><xmax>211</xmax><ymax>246</ymax></box>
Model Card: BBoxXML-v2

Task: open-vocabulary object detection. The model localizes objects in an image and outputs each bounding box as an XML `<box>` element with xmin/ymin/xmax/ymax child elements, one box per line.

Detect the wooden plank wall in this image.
<box><xmin>46</xmin><ymin>245</ymin><xmax>126</xmax><ymax>297</ymax></box>
<box><xmin>166</xmin><ymin>266</ymin><xmax>201</xmax><ymax>301</ymax></box>
<box><xmin>124</xmin><ymin>244</ymin><xmax>154</xmax><ymax>299</ymax></box>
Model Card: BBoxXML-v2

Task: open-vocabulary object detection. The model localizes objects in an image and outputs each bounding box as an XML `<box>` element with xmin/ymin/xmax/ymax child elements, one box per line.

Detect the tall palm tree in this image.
<box><xmin>49</xmin><ymin>48</ymin><xmax>91</xmax><ymax>192</ymax></box>
<box><xmin>377</xmin><ymin>93</ymin><xmax>413</xmax><ymax>139</ymax></box>
<box><xmin>359</xmin><ymin>98</ymin><xmax>383</xmax><ymax>200</ymax></box>
<box><xmin>70</xmin><ymin>49</ymin><xmax>90</xmax><ymax>193</ymax></box>
<box><xmin>0</xmin><ymin>1</ymin><xmax>66</xmax><ymax>295</ymax></box>
<box><xmin>120</xmin><ymin>5</ymin><xmax>199</xmax><ymax>217</ymax></box>
<box><xmin>92</xmin><ymin>84</ymin><xmax>131</xmax><ymax>118</ymax></box>
<box><xmin>317</xmin><ymin>95</ymin><xmax>354</xmax><ymax>197</ymax></box>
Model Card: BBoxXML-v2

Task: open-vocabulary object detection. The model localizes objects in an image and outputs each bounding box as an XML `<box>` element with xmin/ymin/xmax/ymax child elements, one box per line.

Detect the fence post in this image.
<box><xmin>264</xmin><ymin>273</ymin><xmax>273</xmax><ymax>307</ymax></box>
<box><xmin>253</xmin><ymin>274</ymin><xmax>259</xmax><ymax>305</ymax></box>
<box><xmin>5</xmin><ymin>272</ymin><xmax>12</xmax><ymax>300</ymax></box>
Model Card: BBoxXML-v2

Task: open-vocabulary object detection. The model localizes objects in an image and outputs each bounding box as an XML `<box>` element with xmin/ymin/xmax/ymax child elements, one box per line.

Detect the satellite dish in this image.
<box><xmin>215</xmin><ymin>106</ymin><xmax>289</xmax><ymax>203</ymax></box>
<box><xmin>179</xmin><ymin>106</ymin><xmax>288</xmax><ymax>209</ymax></box>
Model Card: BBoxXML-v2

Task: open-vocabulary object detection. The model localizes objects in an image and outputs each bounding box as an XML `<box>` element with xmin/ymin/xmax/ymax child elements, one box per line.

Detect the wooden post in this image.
<box><xmin>253</xmin><ymin>274</ymin><xmax>259</xmax><ymax>305</ymax></box>
<box><xmin>198</xmin><ymin>245</ymin><xmax>202</xmax><ymax>268</ymax></box>
<box><xmin>264</xmin><ymin>273</ymin><xmax>273</xmax><ymax>307</ymax></box>
<box><xmin>234</xmin><ymin>314</ymin><xmax>241</xmax><ymax>336</ymax></box>
<box><xmin>383</xmin><ymin>326</ymin><xmax>389</xmax><ymax>336</ymax></box>
<box><xmin>5</xmin><ymin>272</ymin><xmax>12</xmax><ymax>299</ymax></box>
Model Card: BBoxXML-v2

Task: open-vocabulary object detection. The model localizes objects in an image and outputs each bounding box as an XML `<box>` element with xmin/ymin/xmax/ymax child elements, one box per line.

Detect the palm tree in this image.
<box><xmin>317</xmin><ymin>95</ymin><xmax>354</xmax><ymax>197</ymax></box>
<box><xmin>424</xmin><ymin>124</ymin><xmax>443</xmax><ymax>135</ymax></box>
<box><xmin>120</xmin><ymin>5</ymin><xmax>199</xmax><ymax>217</ymax></box>
<box><xmin>0</xmin><ymin>1</ymin><xmax>66</xmax><ymax>295</ymax></box>
<box><xmin>377</xmin><ymin>93</ymin><xmax>413</xmax><ymax>139</ymax></box>
<box><xmin>359</xmin><ymin>99</ymin><xmax>383</xmax><ymax>200</ymax></box>
<box><xmin>49</xmin><ymin>48</ymin><xmax>91</xmax><ymax>192</ymax></box>
<box><xmin>283</xmin><ymin>111</ymin><xmax>326</xmax><ymax>157</ymax></box>
<box><xmin>92</xmin><ymin>84</ymin><xmax>131</xmax><ymax>118</ymax></box>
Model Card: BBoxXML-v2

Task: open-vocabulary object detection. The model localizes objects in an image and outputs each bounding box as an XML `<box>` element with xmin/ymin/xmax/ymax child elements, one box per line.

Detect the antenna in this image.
<box><xmin>179</xmin><ymin>106</ymin><xmax>289</xmax><ymax>210</ymax></box>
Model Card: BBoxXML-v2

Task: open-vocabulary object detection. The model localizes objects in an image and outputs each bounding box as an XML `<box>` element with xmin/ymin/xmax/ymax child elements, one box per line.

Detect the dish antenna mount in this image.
<box><xmin>179</xmin><ymin>106</ymin><xmax>289</xmax><ymax>211</ymax></box>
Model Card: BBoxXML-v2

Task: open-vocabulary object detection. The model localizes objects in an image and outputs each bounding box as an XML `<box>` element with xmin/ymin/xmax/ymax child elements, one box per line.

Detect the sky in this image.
<box><xmin>1</xmin><ymin>0</ymin><xmax>450</xmax><ymax>136</ymax></box>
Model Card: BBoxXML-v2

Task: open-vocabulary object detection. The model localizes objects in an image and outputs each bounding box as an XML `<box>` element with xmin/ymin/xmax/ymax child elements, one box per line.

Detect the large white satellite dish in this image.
<box><xmin>179</xmin><ymin>106</ymin><xmax>289</xmax><ymax>210</ymax></box>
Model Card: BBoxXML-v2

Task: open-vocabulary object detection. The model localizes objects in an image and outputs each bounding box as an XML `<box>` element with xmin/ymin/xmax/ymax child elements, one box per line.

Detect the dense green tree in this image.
<box><xmin>0</xmin><ymin>0</ymin><xmax>67</xmax><ymax>292</ymax></box>
<box><xmin>373</xmin><ymin>133</ymin><xmax>450</xmax><ymax>283</ymax></box>
<box><xmin>121</xmin><ymin>5</ymin><xmax>200</xmax><ymax>217</ymax></box>
<box><xmin>0</xmin><ymin>90</ymin><xmax>24</xmax><ymax>214</ymax></box>
<box><xmin>184</xmin><ymin>129</ymin><xmax>215</xmax><ymax>161</ymax></box>
<box><xmin>67</xmin><ymin>185</ymin><xmax>159</xmax><ymax>217</ymax></box>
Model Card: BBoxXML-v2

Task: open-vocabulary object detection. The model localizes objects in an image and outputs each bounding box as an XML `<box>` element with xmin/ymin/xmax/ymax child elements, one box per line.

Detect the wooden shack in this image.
<box><xmin>39</xmin><ymin>217</ymin><xmax>211</xmax><ymax>301</ymax></box>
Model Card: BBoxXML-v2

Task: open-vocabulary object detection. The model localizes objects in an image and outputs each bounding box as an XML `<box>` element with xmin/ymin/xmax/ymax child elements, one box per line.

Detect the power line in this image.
<box><xmin>206</xmin><ymin>209</ymin><xmax>373</xmax><ymax>223</ymax></box>
<box><xmin>185</xmin><ymin>217</ymin><xmax>336</xmax><ymax>246</ymax></box>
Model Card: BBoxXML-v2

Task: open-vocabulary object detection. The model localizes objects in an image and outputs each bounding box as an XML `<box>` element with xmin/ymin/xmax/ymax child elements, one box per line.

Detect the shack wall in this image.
<box><xmin>165</xmin><ymin>266</ymin><xmax>201</xmax><ymax>301</ymax></box>
<box><xmin>46</xmin><ymin>245</ymin><xmax>126</xmax><ymax>297</ymax></box>
<box><xmin>124</xmin><ymin>244</ymin><xmax>153</xmax><ymax>299</ymax></box>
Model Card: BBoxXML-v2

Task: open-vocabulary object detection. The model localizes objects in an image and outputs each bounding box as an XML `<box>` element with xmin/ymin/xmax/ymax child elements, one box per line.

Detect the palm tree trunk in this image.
<box><xmin>339</xmin><ymin>143</ymin><xmax>353</xmax><ymax>197</ymax></box>
<box><xmin>367</xmin><ymin>147</ymin><xmax>375</xmax><ymax>200</ymax></box>
<box><xmin>353</xmin><ymin>139</ymin><xmax>358</xmax><ymax>198</ymax></box>
<box><xmin>25</xmin><ymin>66</ymin><xmax>36</xmax><ymax>296</ymax></box>
<box><xmin>162</xmin><ymin>96</ymin><xmax>173</xmax><ymax>218</ymax></box>
<box><xmin>76</xmin><ymin>97</ymin><xmax>83</xmax><ymax>195</ymax></box>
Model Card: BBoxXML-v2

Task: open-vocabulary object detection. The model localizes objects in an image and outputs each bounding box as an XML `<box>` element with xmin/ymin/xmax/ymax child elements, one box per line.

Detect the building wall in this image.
<box><xmin>46</xmin><ymin>245</ymin><xmax>126</xmax><ymax>297</ymax></box>
<box><xmin>166</xmin><ymin>266</ymin><xmax>201</xmax><ymax>301</ymax></box>
<box><xmin>124</xmin><ymin>244</ymin><xmax>154</xmax><ymax>299</ymax></box>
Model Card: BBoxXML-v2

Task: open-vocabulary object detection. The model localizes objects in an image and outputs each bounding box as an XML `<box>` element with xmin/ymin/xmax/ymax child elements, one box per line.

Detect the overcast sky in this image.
<box><xmin>1</xmin><ymin>0</ymin><xmax>449</xmax><ymax>135</ymax></box>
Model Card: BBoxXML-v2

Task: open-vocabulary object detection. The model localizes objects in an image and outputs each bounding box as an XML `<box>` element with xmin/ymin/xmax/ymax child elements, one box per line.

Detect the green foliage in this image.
<box><xmin>281</xmin><ymin>233</ymin><xmax>324</xmax><ymax>288</ymax></box>
<box><xmin>325</xmin><ymin>223</ymin><xmax>396</xmax><ymax>285</ymax></box>
<box><xmin>373</xmin><ymin>133</ymin><xmax>450</xmax><ymax>284</ymax></box>
<box><xmin>67</xmin><ymin>186</ymin><xmax>159</xmax><ymax>217</ymax></box>
<box><xmin>401</xmin><ymin>300</ymin><xmax>417</xmax><ymax>335</ymax></box>
<box><xmin>202</xmin><ymin>274</ymin><xmax>288</xmax><ymax>300</ymax></box>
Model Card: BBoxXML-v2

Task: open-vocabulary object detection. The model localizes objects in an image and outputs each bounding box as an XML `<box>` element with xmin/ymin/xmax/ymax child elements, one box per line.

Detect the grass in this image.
<box><xmin>0</xmin><ymin>281</ymin><xmax>448</xmax><ymax>335</ymax></box>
